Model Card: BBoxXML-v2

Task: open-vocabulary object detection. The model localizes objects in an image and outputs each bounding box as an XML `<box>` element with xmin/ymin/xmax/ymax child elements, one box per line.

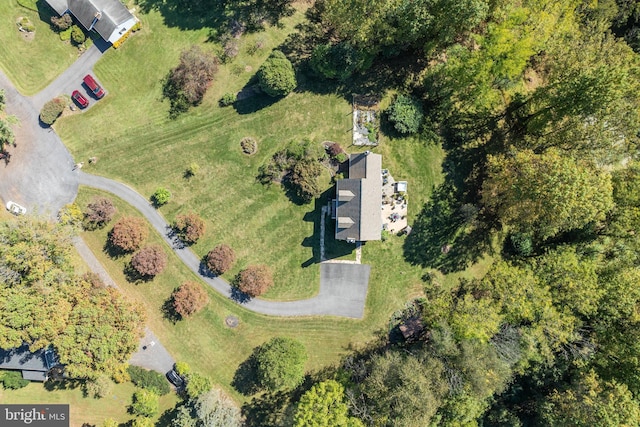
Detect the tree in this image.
<box><xmin>101</xmin><ymin>419</ymin><xmax>118</xmax><ymax>427</ymax></box>
<box><xmin>84</xmin><ymin>375</ymin><xmax>114</xmax><ymax>399</ymax></box>
<box><xmin>0</xmin><ymin>371</ymin><xmax>29</xmax><ymax>389</ymax></box>
<box><xmin>109</xmin><ymin>216</ymin><xmax>148</xmax><ymax>252</ymax></box>
<box><xmin>130</xmin><ymin>389</ymin><xmax>159</xmax><ymax>418</ymax></box>
<box><xmin>482</xmin><ymin>148</ymin><xmax>614</xmax><ymax>239</ymax></box>
<box><xmin>130</xmin><ymin>418</ymin><xmax>154</xmax><ymax>427</ymax></box>
<box><xmin>257</xmin><ymin>50</ymin><xmax>297</xmax><ymax>97</ymax></box>
<box><xmin>58</xmin><ymin>203</ymin><xmax>83</xmax><ymax>228</ymax></box>
<box><xmin>194</xmin><ymin>388</ymin><xmax>242</xmax><ymax>427</ymax></box>
<box><xmin>51</xmin><ymin>13</ymin><xmax>72</xmax><ymax>31</ymax></box>
<box><xmin>84</xmin><ymin>197</ymin><xmax>117</xmax><ymax>229</ymax></box>
<box><xmin>255</xmin><ymin>337</ymin><xmax>307</xmax><ymax>390</ymax></box>
<box><xmin>151</xmin><ymin>188</ymin><xmax>171</xmax><ymax>207</ymax></box>
<box><xmin>163</xmin><ymin>46</ymin><xmax>219</xmax><ymax>116</ymax></box>
<box><xmin>236</xmin><ymin>265</ymin><xmax>274</xmax><ymax>297</ymax></box>
<box><xmin>387</xmin><ymin>95</ymin><xmax>424</xmax><ymax>135</ymax></box>
<box><xmin>295</xmin><ymin>380</ymin><xmax>363</xmax><ymax>427</ymax></box>
<box><xmin>174</xmin><ymin>212</ymin><xmax>206</xmax><ymax>245</ymax></box>
<box><xmin>185</xmin><ymin>372</ymin><xmax>212</xmax><ymax>400</ymax></box>
<box><xmin>540</xmin><ymin>371</ymin><xmax>640</xmax><ymax>427</ymax></box>
<box><xmin>205</xmin><ymin>244</ymin><xmax>236</xmax><ymax>275</ymax></box>
<box><xmin>172</xmin><ymin>282</ymin><xmax>209</xmax><ymax>318</ymax></box>
<box><xmin>0</xmin><ymin>119</ymin><xmax>15</xmax><ymax>150</ymax></box>
<box><xmin>131</xmin><ymin>245</ymin><xmax>168</xmax><ymax>278</ymax></box>
<box><xmin>310</xmin><ymin>42</ymin><xmax>370</xmax><ymax>81</ymax></box>
<box><xmin>40</xmin><ymin>97</ymin><xmax>65</xmax><ymax>125</ymax></box>
<box><xmin>289</xmin><ymin>159</ymin><xmax>322</xmax><ymax>203</ymax></box>
<box><xmin>127</xmin><ymin>366</ymin><xmax>171</xmax><ymax>396</ymax></box>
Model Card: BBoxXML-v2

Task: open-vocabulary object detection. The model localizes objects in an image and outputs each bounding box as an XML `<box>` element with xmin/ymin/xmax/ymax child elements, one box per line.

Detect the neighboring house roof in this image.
<box><xmin>45</xmin><ymin>0</ymin><xmax>135</xmax><ymax>43</ymax></box>
<box><xmin>335</xmin><ymin>152</ymin><xmax>382</xmax><ymax>241</ymax></box>
<box><xmin>0</xmin><ymin>344</ymin><xmax>59</xmax><ymax>382</ymax></box>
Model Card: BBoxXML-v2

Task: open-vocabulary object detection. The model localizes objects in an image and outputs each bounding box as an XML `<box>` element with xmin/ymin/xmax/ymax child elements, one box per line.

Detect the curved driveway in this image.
<box><xmin>0</xmin><ymin>47</ymin><xmax>368</xmax><ymax>319</ymax></box>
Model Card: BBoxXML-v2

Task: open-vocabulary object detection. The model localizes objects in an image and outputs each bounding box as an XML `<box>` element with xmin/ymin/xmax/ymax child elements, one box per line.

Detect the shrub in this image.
<box><xmin>174</xmin><ymin>212</ymin><xmax>206</xmax><ymax>245</ymax></box>
<box><xmin>255</xmin><ymin>337</ymin><xmax>307</xmax><ymax>391</ymax></box>
<box><xmin>59</xmin><ymin>27</ymin><xmax>72</xmax><ymax>41</ymax></box>
<box><xmin>174</xmin><ymin>362</ymin><xmax>191</xmax><ymax>377</ymax></box>
<box><xmin>109</xmin><ymin>216</ymin><xmax>148</xmax><ymax>252</ymax></box>
<box><xmin>240</xmin><ymin>137</ymin><xmax>257</xmax><ymax>155</ymax></box>
<box><xmin>387</xmin><ymin>94</ymin><xmax>424</xmax><ymax>135</ymax></box>
<box><xmin>70</xmin><ymin>25</ymin><xmax>85</xmax><ymax>44</ymax></box>
<box><xmin>0</xmin><ymin>370</ymin><xmax>29</xmax><ymax>389</ymax></box>
<box><xmin>206</xmin><ymin>244</ymin><xmax>236</xmax><ymax>275</ymax></box>
<box><xmin>325</xmin><ymin>142</ymin><xmax>345</xmax><ymax>158</ymax></box>
<box><xmin>58</xmin><ymin>203</ymin><xmax>83</xmax><ymax>228</ymax></box>
<box><xmin>82</xmin><ymin>271</ymin><xmax>106</xmax><ymax>289</ymax></box>
<box><xmin>236</xmin><ymin>265</ymin><xmax>273</xmax><ymax>297</ymax></box>
<box><xmin>151</xmin><ymin>187</ymin><xmax>171</xmax><ymax>207</ymax></box>
<box><xmin>219</xmin><ymin>92</ymin><xmax>236</xmax><ymax>107</ymax></box>
<box><xmin>84</xmin><ymin>197</ymin><xmax>117</xmax><ymax>229</ymax></box>
<box><xmin>185</xmin><ymin>162</ymin><xmax>200</xmax><ymax>178</ymax></box>
<box><xmin>131</xmin><ymin>245</ymin><xmax>167</xmax><ymax>277</ymax></box>
<box><xmin>163</xmin><ymin>46</ymin><xmax>218</xmax><ymax>117</ymax></box>
<box><xmin>289</xmin><ymin>159</ymin><xmax>323</xmax><ymax>203</ymax></box>
<box><xmin>51</xmin><ymin>13</ymin><xmax>72</xmax><ymax>31</ymax></box>
<box><xmin>335</xmin><ymin>152</ymin><xmax>348</xmax><ymax>163</ymax></box>
<box><xmin>84</xmin><ymin>375</ymin><xmax>114</xmax><ymax>399</ymax></box>
<box><xmin>40</xmin><ymin>97</ymin><xmax>66</xmax><ymax>125</ymax></box>
<box><xmin>127</xmin><ymin>366</ymin><xmax>170</xmax><ymax>396</ymax></box>
<box><xmin>510</xmin><ymin>232</ymin><xmax>533</xmax><ymax>257</ymax></box>
<box><xmin>172</xmin><ymin>281</ymin><xmax>209</xmax><ymax>318</ymax></box>
<box><xmin>130</xmin><ymin>389</ymin><xmax>159</xmax><ymax>418</ymax></box>
<box><xmin>257</xmin><ymin>50</ymin><xmax>296</xmax><ymax>97</ymax></box>
<box><xmin>223</xmin><ymin>39</ymin><xmax>240</xmax><ymax>61</ymax></box>
<box><xmin>19</xmin><ymin>17</ymin><xmax>35</xmax><ymax>32</ymax></box>
<box><xmin>185</xmin><ymin>372</ymin><xmax>211</xmax><ymax>400</ymax></box>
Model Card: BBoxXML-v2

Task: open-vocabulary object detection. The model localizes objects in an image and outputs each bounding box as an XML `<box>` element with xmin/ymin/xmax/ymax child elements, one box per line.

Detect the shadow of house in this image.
<box><xmin>44</xmin><ymin>0</ymin><xmax>137</xmax><ymax>46</ymax></box>
<box><xmin>0</xmin><ymin>344</ymin><xmax>60</xmax><ymax>382</ymax></box>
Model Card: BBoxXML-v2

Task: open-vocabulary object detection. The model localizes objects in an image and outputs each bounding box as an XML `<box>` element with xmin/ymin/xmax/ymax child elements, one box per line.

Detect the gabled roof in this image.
<box><xmin>335</xmin><ymin>152</ymin><xmax>382</xmax><ymax>241</ymax></box>
<box><xmin>0</xmin><ymin>344</ymin><xmax>54</xmax><ymax>373</ymax></box>
<box><xmin>45</xmin><ymin>0</ymin><xmax>134</xmax><ymax>42</ymax></box>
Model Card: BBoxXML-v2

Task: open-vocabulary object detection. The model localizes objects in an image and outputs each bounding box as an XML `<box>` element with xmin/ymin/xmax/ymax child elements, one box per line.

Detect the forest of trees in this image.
<box><xmin>238</xmin><ymin>0</ymin><xmax>640</xmax><ymax>425</ymax></box>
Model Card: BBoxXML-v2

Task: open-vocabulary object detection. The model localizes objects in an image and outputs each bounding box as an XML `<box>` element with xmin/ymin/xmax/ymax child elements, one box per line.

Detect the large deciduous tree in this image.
<box><xmin>482</xmin><ymin>148</ymin><xmax>614</xmax><ymax>239</ymax></box>
<box><xmin>236</xmin><ymin>264</ymin><xmax>273</xmax><ymax>297</ymax></box>
<box><xmin>295</xmin><ymin>380</ymin><xmax>363</xmax><ymax>427</ymax></box>
<box><xmin>174</xmin><ymin>212</ymin><xmax>206</xmax><ymax>245</ymax></box>
<box><xmin>255</xmin><ymin>337</ymin><xmax>307</xmax><ymax>391</ymax></box>
<box><xmin>205</xmin><ymin>244</ymin><xmax>236</xmax><ymax>275</ymax></box>
<box><xmin>172</xmin><ymin>282</ymin><xmax>209</xmax><ymax>318</ymax></box>
<box><xmin>131</xmin><ymin>245</ymin><xmax>168</xmax><ymax>278</ymax></box>
<box><xmin>109</xmin><ymin>216</ymin><xmax>148</xmax><ymax>252</ymax></box>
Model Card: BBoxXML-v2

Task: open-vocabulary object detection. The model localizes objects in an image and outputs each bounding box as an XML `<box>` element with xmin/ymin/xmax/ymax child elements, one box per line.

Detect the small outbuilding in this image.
<box><xmin>0</xmin><ymin>344</ymin><xmax>60</xmax><ymax>382</ymax></box>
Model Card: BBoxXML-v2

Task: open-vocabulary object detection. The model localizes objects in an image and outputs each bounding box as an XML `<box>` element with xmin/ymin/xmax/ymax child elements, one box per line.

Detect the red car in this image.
<box><xmin>71</xmin><ymin>90</ymin><xmax>89</xmax><ymax>108</ymax></box>
<box><xmin>83</xmin><ymin>74</ymin><xmax>105</xmax><ymax>99</ymax></box>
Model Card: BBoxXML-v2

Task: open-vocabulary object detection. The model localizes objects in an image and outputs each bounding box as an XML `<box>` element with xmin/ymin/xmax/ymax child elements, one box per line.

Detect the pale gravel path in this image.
<box><xmin>73</xmin><ymin>236</ymin><xmax>175</xmax><ymax>373</ymax></box>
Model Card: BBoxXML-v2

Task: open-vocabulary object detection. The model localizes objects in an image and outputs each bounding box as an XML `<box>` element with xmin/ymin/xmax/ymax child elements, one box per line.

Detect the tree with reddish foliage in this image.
<box><xmin>174</xmin><ymin>212</ymin><xmax>206</xmax><ymax>245</ymax></box>
<box><xmin>236</xmin><ymin>265</ymin><xmax>273</xmax><ymax>297</ymax></box>
<box><xmin>84</xmin><ymin>197</ymin><xmax>117</xmax><ymax>229</ymax></box>
<box><xmin>172</xmin><ymin>282</ymin><xmax>209</xmax><ymax>318</ymax></box>
<box><xmin>131</xmin><ymin>245</ymin><xmax>167</xmax><ymax>278</ymax></box>
<box><xmin>109</xmin><ymin>216</ymin><xmax>148</xmax><ymax>252</ymax></box>
<box><xmin>206</xmin><ymin>244</ymin><xmax>236</xmax><ymax>275</ymax></box>
<box><xmin>163</xmin><ymin>46</ymin><xmax>219</xmax><ymax>117</ymax></box>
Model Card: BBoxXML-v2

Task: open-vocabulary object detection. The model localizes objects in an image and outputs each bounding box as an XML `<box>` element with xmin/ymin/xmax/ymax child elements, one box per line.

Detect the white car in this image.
<box><xmin>6</xmin><ymin>201</ymin><xmax>26</xmax><ymax>215</ymax></box>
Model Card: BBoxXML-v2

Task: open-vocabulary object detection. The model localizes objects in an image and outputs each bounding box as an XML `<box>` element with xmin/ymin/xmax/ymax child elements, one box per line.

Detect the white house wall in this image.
<box><xmin>107</xmin><ymin>17</ymin><xmax>137</xmax><ymax>43</ymax></box>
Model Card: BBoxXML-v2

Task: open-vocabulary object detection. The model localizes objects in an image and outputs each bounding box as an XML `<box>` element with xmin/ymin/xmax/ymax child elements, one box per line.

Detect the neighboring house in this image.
<box><xmin>334</xmin><ymin>152</ymin><xmax>383</xmax><ymax>242</ymax></box>
<box><xmin>45</xmin><ymin>0</ymin><xmax>137</xmax><ymax>44</ymax></box>
<box><xmin>0</xmin><ymin>344</ymin><xmax>60</xmax><ymax>382</ymax></box>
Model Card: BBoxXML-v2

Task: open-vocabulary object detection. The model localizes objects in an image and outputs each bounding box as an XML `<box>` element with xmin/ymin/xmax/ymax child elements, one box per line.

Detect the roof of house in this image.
<box><xmin>45</xmin><ymin>0</ymin><xmax>134</xmax><ymax>41</ymax></box>
<box><xmin>0</xmin><ymin>344</ymin><xmax>56</xmax><ymax>374</ymax></box>
<box><xmin>335</xmin><ymin>152</ymin><xmax>382</xmax><ymax>241</ymax></box>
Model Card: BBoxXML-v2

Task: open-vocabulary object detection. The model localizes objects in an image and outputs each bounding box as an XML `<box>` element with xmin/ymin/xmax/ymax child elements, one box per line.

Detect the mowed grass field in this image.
<box><xmin>0</xmin><ymin>380</ymin><xmax>178</xmax><ymax>427</ymax></box>
<box><xmin>0</xmin><ymin>0</ymin><xmax>79</xmax><ymax>95</ymax></box>
<box><xmin>75</xmin><ymin>186</ymin><xmax>430</xmax><ymax>403</ymax></box>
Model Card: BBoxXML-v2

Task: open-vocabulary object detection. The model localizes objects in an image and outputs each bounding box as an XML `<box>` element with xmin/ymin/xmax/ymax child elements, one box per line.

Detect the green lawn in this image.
<box><xmin>0</xmin><ymin>0</ymin><xmax>79</xmax><ymax>95</ymax></box>
<box><xmin>0</xmin><ymin>380</ymin><xmax>178</xmax><ymax>427</ymax></box>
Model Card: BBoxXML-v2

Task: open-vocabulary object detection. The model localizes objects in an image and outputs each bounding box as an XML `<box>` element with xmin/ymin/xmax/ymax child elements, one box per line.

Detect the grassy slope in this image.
<box><xmin>0</xmin><ymin>381</ymin><xmax>178</xmax><ymax>427</ymax></box>
<box><xmin>0</xmin><ymin>0</ymin><xmax>78</xmax><ymax>95</ymax></box>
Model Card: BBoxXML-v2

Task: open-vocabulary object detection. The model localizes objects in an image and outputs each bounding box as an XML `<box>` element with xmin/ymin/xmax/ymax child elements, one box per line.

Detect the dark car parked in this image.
<box><xmin>71</xmin><ymin>90</ymin><xmax>89</xmax><ymax>108</ymax></box>
<box><xmin>166</xmin><ymin>369</ymin><xmax>184</xmax><ymax>388</ymax></box>
<box><xmin>83</xmin><ymin>74</ymin><xmax>105</xmax><ymax>99</ymax></box>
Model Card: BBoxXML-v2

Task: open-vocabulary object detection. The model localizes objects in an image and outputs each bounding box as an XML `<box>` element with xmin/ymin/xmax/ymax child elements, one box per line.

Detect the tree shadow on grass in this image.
<box><xmin>233</xmin><ymin>90</ymin><xmax>280</xmax><ymax>115</ymax></box>
<box><xmin>136</xmin><ymin>0</ymin><xmax>228</xmax><ymax>33</ymax></box>
<box><xmin>102</xmin><ymin>235</ymin><xmax>129</xmax><ymax>260</ymax></box>
<box><xmin>161</xmin><ymin>295</ymin><xmax>181</xmax><ymax>323</ymax></box>
<box><xmin>232</xmin><ymin>353</ymin><xmax>260</xmax><ymax>396</ymax></box>
<box><xmin>242</xmin><ymin>390</ymin><xmax>293</xmax><ymax>427</ymax></box>
<box><xmin>123</xmin><ymin>262</ymin><xmax>154</xmax><ymax>284</ymax></box>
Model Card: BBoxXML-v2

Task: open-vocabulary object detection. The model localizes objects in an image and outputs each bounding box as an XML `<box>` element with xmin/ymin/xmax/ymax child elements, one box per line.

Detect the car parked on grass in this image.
<box><xmin>6</xmin><ymin>201</ymin><xmax>26</xmax><ymax>215</ymax></box>
<box><xmin>166</xmin><ymin>369</ymin><xmax>184</xmax><ymax>388</ymax></box>
<box><xmin>71</xmin><ymin>90</ymin><xmax>89</xmax><ymax>108</ymax></box>
<box><xmin>83</xmin><ymin>74</ymin><xmax>105</xmax><ymax>99</ymax></box>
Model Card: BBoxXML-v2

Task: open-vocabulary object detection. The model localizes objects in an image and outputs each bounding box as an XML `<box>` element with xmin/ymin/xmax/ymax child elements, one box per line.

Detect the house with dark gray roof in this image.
<box><xmin>334</xmin><ymin>152</ymin><xmax>382</xmax><ymax>242</ymax></box>
<box><xmin>0</xmin><ymin>344</ymin><xmax>60</xmax><ymax>382</ymax></box>
<box><xmin>45</xmin><ymin>0</ymin><xmax>137</xmax><ymax>44</ymax></box>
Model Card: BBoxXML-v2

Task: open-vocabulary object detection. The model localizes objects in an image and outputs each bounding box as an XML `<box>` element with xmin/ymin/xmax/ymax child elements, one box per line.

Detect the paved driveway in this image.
<box><xmin>0</xmin><ymin>72</ymin><xmax>78</xmax><ymax>217</ymax></box>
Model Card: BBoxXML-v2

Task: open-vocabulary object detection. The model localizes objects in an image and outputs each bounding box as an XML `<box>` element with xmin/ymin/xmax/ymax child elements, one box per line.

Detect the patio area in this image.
<box><xmin>381</xmin><ymin>169</ymin><xmax>408</xmax><ymax>234</ymax></box>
